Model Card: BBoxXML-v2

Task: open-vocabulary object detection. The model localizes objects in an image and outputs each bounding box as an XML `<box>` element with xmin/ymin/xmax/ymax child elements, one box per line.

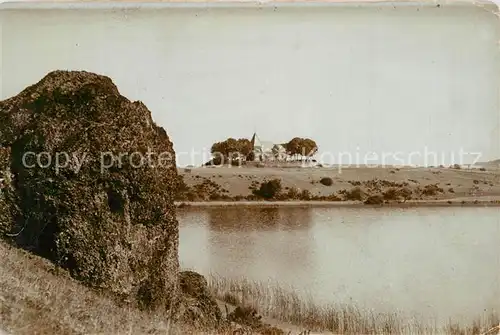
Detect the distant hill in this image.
<box><xmin>475</xmin><ymin>159</ymin><xmax>500</xmax><ymax>167</ymax></box>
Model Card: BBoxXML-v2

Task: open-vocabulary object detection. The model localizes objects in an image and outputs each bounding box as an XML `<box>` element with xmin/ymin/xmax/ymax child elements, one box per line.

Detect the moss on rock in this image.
<box><xmin>0</xmin><ymin>70</ymin><xmax>179</xmax><ymax>312</ymax></box>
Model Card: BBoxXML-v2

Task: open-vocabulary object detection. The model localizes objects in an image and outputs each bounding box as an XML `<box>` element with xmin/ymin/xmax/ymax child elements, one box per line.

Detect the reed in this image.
<box><xmin>207</xmin><ymin>273</ymin><xmax>499</xmax><ymax>335</ymax></box>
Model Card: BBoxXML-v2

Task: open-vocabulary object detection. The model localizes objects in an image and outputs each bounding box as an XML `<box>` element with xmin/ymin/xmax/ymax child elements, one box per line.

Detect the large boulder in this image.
<box><xmin>0</xmin><ymin>70</ymin><xmax>179</xmax><ymax>311</ymax></box>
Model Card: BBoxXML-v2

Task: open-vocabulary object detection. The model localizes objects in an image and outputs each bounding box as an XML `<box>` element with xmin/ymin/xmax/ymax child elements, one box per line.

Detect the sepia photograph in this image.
<box><xmin>0</xmin><ymin>0</ymin><xmax>499</xmax><ymax>334</ymax></box>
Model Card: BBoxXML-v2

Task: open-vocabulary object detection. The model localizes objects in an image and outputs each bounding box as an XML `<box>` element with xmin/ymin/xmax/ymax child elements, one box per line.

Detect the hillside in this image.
<box><xmin>176</xmin><ymin>166</ymin><xmax>500</xmax><ymax>204</ymax></box>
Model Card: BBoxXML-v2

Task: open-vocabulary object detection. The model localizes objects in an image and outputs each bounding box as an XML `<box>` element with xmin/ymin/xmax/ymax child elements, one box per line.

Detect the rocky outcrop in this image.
<box><xmin>177</xmin><ymin>271</ymin><xmax>222</xmax><ymax>329</ymax></box>
<box><xmin>0</xmin><ymin>71</ymin><xmax>179</xmax><ymax>312</ymax></box>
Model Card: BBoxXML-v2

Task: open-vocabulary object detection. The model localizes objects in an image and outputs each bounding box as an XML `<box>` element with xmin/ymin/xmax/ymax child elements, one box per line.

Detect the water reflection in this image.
<box><xmin>207</xmin><ymin>207</ymin><xmax>313</xmax><ymax>232</ymax></box>
<box><xmin>178</xmin><ymin>207</ymin><xmax>500</xmax><ymax>325</ymax></box>
<box><xmin>181</xmin><ymin>207</ymin><xmax>316</xmax><ymax>281</ymax></box>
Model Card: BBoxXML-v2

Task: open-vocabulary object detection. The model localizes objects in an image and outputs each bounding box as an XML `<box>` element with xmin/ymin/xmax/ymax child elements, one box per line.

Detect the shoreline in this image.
<box><xmin>175</xmin><ymin>197</ymin><xmax>500</xmax><ymax>208</ymax></box>
<box><xmin>177</xmin><ymin>166</ymin><xmax>500</xmax><ymax>208</ymax></box>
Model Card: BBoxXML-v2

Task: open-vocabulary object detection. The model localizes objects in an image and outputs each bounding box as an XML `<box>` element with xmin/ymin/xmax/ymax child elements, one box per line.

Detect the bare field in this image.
<box><xmin>178</xmin><ymin>166</ymin><xmax>500</xmax><ymax>204</ymax></box>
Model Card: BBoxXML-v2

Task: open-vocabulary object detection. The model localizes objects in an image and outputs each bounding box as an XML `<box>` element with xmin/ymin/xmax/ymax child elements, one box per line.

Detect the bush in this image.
<box><xmin>175</xmin><ymin>175</ymin><xmax>192</xmax><ymax>201</ymax></box>
<box><xmin>398</xmin><ymin>187</ymin><xmax>413</xmax><ymax>202</ymax></box>
<box><xmin>253</xmin><ymin>179</ymin><xmax>282</xmax><ymax>199</ymax></box>
<box><xmin>246</xmin><ymin>151</ymin><xmax>255</xmax><ymax>162</ymax></box>
<box><xmin>364</xmin><ymin>194</ymin><xmax>384</xmax><ymax>205</ymax></box>
<box><xmin>208</xmin><ymin>193</ymin><xmax>223</xmax><ymax>201</ymax></box>
<box><xmin>204</xmin><ymin>156</ymin><xmax>223</xmax><ymax>166</ymax></box>
<box><xmin>340</xmin><ymin>187</ymin><xmax>365</xmax><ymax>201</ymax></box>
<box><xmin>422</xmin><ymin>184</ymin><xmax>444</xmax><ymax>196</ymax></box>
<box><xmin>284</xmin><ymin>187</ymin><xmax>300</xmax><ymax>200</ymax></box>
<box><xmin>479</xmin><ymin>167</ymin><xmax>486</xmax><ymax>171</ymax></box>
<box><xmin>231</xmin><ymin>159</ymin><xmax>243</xmax><ymax>167</ymax></box>
<box><xmin>325</xmin><ymin>193</ymin><xmax>342</xmax><ymax>201</ymax></box>
<box><xmin>382</xmin><ymin>188</ymin><xmax>399</xmax><ymax>200</ymax></box>
<box><xmin>299</xmin><ymin>189</ymin><xmax>312</xmax><ymax>200</ymax></box>
<box><xmin>319</xmin><ymin>177</ymin><xmax>333</xmax><ymax>186</ymax></box>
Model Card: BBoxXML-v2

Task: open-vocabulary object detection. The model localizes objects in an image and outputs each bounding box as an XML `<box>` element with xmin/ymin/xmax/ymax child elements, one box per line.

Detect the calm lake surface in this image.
<box><xmin>178</xmin><ymin>207</ymin><xmax>500</xmax><ymax>324</ymax></box>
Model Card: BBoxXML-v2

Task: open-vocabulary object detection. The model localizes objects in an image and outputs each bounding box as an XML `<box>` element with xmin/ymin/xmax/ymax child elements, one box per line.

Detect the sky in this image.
<box><xmin>1</xmin><ymin>2</ymin><xmax>499</xmax><ymax>166</ymax></box>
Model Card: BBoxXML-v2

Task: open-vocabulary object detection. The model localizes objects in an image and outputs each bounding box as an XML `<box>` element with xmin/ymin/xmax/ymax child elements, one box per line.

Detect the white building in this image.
<box><xmin>250</xmin><ymin>133</ymin><xmax>287</xmax><ymax>162</ymax></box>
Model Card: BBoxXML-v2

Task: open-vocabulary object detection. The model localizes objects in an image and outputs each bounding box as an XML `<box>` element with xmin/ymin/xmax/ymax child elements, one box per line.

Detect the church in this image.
<box><xmin>249</xmin><ymin>132</ymin><xmax>287</xmax><ymax>162</ymax></box>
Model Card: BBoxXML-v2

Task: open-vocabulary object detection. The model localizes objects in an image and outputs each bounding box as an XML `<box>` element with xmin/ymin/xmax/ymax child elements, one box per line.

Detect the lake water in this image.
<box><xmin>178</xmin><ymin>206</ymin><xmax>500</xmax><ymax>325</ymax></box>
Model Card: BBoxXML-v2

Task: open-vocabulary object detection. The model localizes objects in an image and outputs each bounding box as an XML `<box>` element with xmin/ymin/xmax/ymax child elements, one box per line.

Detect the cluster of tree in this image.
<box><xmin>285</xmin><ymin>137</ymin><xmax>318</xmax><ymax>159</ymax></box>
<box><xmin>208</xmin><ymin>136</ymin><xmax>318</xmax><ymax>164</ymax></box>
<box><xmin>209</xmin><ymin>138</ymin><xmax>253</xmax><ymax>164</ymax></box>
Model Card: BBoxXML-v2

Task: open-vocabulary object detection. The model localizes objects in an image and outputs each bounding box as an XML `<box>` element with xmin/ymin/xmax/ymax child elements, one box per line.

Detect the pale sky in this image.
<box><xmin>1</xmin><ymin>2</ymin><xmax>499</xmax><ymax>166</ymax></box>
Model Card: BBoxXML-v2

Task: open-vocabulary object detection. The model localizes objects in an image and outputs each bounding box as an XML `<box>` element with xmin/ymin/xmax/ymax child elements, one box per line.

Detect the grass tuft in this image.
<box><xmin>207</xmin><ymin>274</ymin><xmax>499</xmax><ymax>335</ymax></box>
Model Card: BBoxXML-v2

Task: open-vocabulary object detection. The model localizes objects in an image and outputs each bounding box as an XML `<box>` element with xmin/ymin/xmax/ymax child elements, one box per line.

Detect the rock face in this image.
<box><xmin>0</xmin><ymin>71</ymin><xmax>179</xmax><ymax>311</ymax></box>
<box><xmin>178</xmin><ymin>271</ymin><xmax>222</xmax><ymax>329</ymax></box>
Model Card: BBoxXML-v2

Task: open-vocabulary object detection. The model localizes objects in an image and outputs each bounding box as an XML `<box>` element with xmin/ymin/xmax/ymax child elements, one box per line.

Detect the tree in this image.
<box><xmin>210</xmin><ymin>138</ymin><xmax>253</xmax><ymax>163</ymax></box>
<box><xmin>236</xmin><ymin>138</ymin><xmax>253</xmax><ymax>157</ymax></box>
<box><xmin>252</xmin><ymin>179</ymin><xmax>282</xmax><ymax>199</ymax></box>
<box><xmin>246</xmin><ymin>151</ymin><xmax>255</xmax><ymax>162</ymax></box>
<box><xmin>285</xmin><ymin>137</ymin><xmax>318</xmax><ymax>160</ymax></box>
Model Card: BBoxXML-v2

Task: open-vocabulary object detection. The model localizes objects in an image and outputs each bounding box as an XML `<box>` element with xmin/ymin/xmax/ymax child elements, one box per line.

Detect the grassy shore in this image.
<box><xmin>208</xmin><ymin>274</ymin><xmax>500</xmax><ymax>335</ymax></box>
<box><xmin>0</xmin><ymin>241</ymin><xmax>174</xmax><ymax>335</ymax></box>
<box><xmin>176</xmin><ymin>198</ymin><xmax>500</xmax><ymax>209</ymax></box>
<box><xmin>1</xmin><ymin>239</ymin><xmax>498</xmax><ymax>335</ymax></box>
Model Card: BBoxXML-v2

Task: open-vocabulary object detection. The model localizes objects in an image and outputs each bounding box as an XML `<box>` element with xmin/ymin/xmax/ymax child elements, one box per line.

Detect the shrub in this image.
<box><xmin>398</xmin><ymin>187</ymin><xmax>413</xmax><ymax>202</ymax></box>
<box><xmin>364</xmin><ymin>194</ymin><xmax>384</xmax><ymax>205</ymax></box>
<box><xmin>284</xmin><ymin>187</ymin><xmax>300</xmax><ymax>200</ymax></box>
<box><xmin>175</xmin><ymin>175</ymin><xmax>192</xmax><ymax>201</ymax></box>
<box><xmin>246</xmin><ymin>151</ymin><xmax>255</xmax><ymax>162</ymax></box>
<box><xmin>479</xmin><ymin>167</ymin><xmax>486</xmax><ymax>171</ymax></box>
<box><xmin>473</xmin><ymin>180</ymin><xmax>479</xmax><ymax>185</ymax></box>
<box><xmin>299</xmin><ymin>189</ymin><xmax>312</xmax><ymax>200</ymax></box>
<box><xmin>382</xmin><ymin>188</ymin><xmax>399</xmax><ymax>200</ymax></box>
<box><xmin>341</xmin><ymin>187</ymin><xmax>365</xmax><ymax>201</ymax></box>
<box><xmin>245</xmin><ymin>194</ymin><xmax>258</xmax><ymax>201</ymax></box>
<box><xmin>231</xmin><ymin>158</ymin><xmax>244</xmax><ymax>167</ymax></box>
<box><xmin>252</xmin><ymin>179</ymin><xmax>282</xmax><ymax>199</ymax></box>
<box><xmin>448</xmin><ymin>188</ymin><xmax>455</xmax><ymax>193</ymax></box>
<box><xmin>452</xmin><ymin>164</ymin><xmax>461</xmax><ymax>169</ymax></box>
<box><xmin>382</xmin><ymin>187</ymin><xmax>412</xmax><ymax>202</ymax></box>
<box><xmin>319</xmin><ymin>177</ymin><xmax>333</xmax><ymax>186</ymax></box>
<box><xmin>422</xmin><ymin>184</ymin><xmax>444</xmax><ymax>196</ymax></box>
<box><xmin>325</xmin><ymin>193</ymin><xmax>342</xmax><ymax>201</ymax></box>
<box><xmin>204</xmin><ymin>155</ymin><xmax>223</xmax><ymax>166</ymax></box>
<box><xmin>209</xmin><ymin>193</ymin><xmax>223</xmax><ymax>201</ymax></box>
